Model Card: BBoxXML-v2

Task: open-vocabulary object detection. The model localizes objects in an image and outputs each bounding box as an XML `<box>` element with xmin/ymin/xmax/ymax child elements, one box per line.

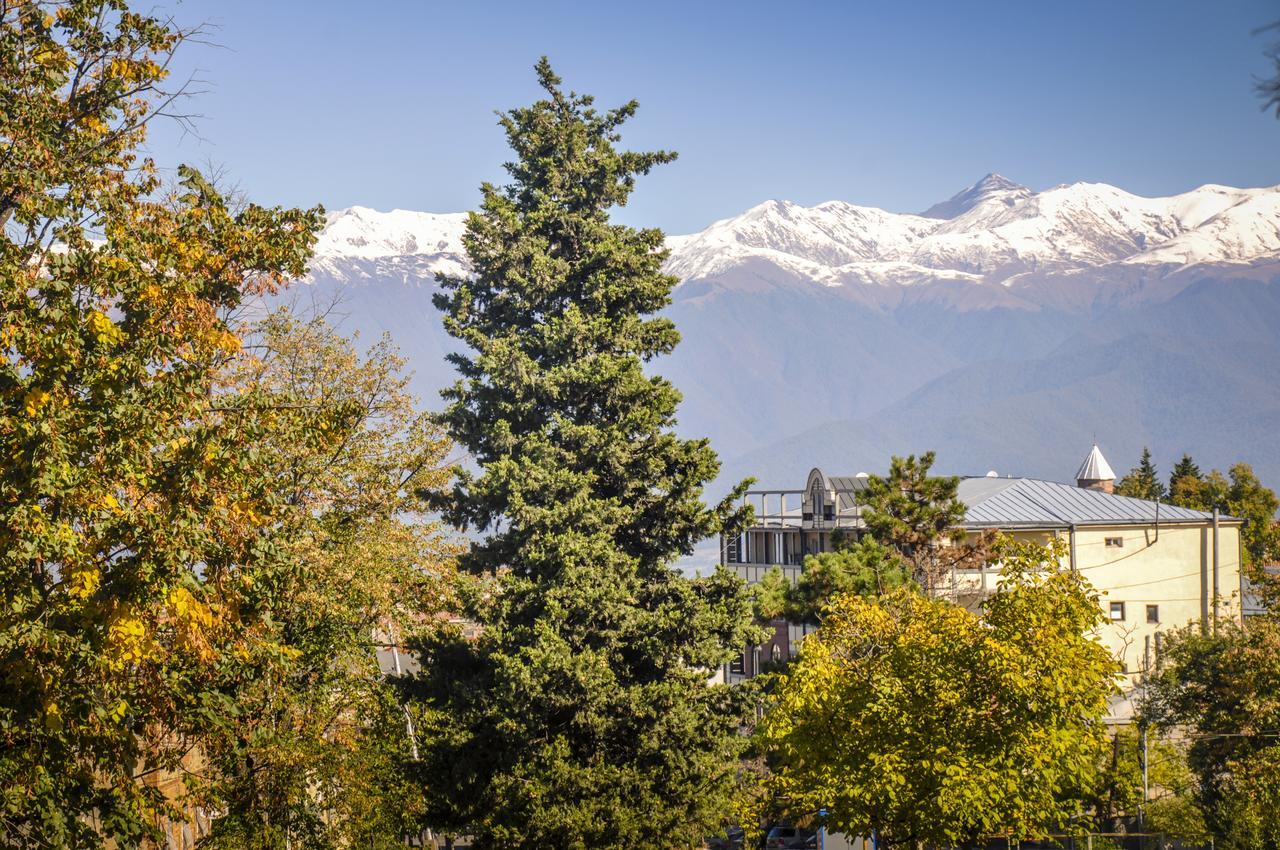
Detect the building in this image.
<box><xmin>722</xmin><ymin>445</ymin><xmax>1245</xmax><ymax>718</ymax></box>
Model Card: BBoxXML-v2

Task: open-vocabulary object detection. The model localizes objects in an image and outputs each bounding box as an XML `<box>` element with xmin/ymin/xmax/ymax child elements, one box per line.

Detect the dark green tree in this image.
<box><xmin>1115</xmin><ymin>447</ymin><xmax>1167</xmax><ymax>501</ymax></box>
<box><xmin>786</xmin><ymin>536</ymin><xmax>912</xmax><ymax>623</ymax></box>
<box><xmin>406</xmin><ymin>59</ymin><xmax>759</xmax><ymax>850</ymax></box>
<box><xmin>1144</xmin><ymin>619</ymin><xmax>1280</xmax><ymax>850</ymax></box>
<box><xmin>1168</xmin><ymin>454</ymin><xmax>1207</xmax><ymax>510</ymax></box>
<box><xmin>861</xmin><ymin>452</ymin><xmax>983</xmax><ymax>593</ymax></box>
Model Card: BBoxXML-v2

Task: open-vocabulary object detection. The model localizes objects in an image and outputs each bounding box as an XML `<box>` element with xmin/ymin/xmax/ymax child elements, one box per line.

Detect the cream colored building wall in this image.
<box><xmin>1072</xmin><ymin>523</ymin><xmax>1242</xmax><ymax>679</ymax></box>
<box><xmin>959</xmin><ymin>524</ymin><xmax>1243</xmax><ymax>682</ymax></box>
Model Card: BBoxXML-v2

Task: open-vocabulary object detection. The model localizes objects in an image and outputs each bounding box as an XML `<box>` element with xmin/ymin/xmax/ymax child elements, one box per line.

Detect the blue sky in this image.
<box><xmin>147</xmin><ymin>0</ymin><xmax>1280</xmax><ymax>233</ymax></box>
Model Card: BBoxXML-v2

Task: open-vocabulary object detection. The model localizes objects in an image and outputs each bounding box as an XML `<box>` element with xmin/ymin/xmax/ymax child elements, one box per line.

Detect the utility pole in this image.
<box><xmin>1139</xmin><ymin>721</ymin><xmax>1149</xmax><ymax>839</ymax></box>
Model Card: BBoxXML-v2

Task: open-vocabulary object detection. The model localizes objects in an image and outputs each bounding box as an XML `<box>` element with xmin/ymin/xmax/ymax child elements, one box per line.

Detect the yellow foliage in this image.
<box><xmin>168</xmin><ymin>586</ymin><xmax>215</xmax><ymax>629</ymax></box>
<box><xmin>23</xmin><ymin>388</ymin><xmax>50</xmax><ymax>416</ymax></box>
<box><xmin>87</xmin><ymin>309</ymin><xmax>125</xmax><ymax>346</ymax></box>
<box><xmin>106</xmin><ymin>611</ymin><xmax>150</xmax><ymax>670</ymax></box>
<box><xmin>68</xmin><ymin>567</ymin><xmax>101</xmax><ymax>600</ymax></box>
<box><xmin>44</xmin><ymin>700</ymin><xmax>62</xmax><ymax>732</ymax></box>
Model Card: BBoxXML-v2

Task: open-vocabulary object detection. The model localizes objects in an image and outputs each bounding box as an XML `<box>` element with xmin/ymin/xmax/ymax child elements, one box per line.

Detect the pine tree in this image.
<box><xmin>407</xmin><ymin>59</ymin><xmax>758</xmax><ymax>850</ymax></box>
<box><xmin>860</xmin><ymin>452</ymin><xmax>985</xmax><ymax>593</ymax></box>
<box><xmin>1115</xmin><ymin>447</ymin><xmax>1167</xmax><ymax>501</ymax></box>
<box><xmin>1168</xmin><ymin>454</ymin><xmax>1207</xmax><ymax>510</ymax></box>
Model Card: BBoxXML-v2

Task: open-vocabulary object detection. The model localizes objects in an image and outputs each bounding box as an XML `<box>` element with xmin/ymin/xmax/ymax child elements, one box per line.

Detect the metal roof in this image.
<box><xmin>957</xmin><ymin>477</ymin><xmax>1236</xmax><ymax>528</ymax></box>
<box><xmin>1074</xmin><ymin>444</ymin><xmax>1116</xmax><ymax>482</ymax></box>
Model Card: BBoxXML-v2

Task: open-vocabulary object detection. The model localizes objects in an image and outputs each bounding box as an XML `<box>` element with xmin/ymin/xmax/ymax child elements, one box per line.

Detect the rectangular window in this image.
<box><xmin>1110</xmin><ymin>601</ymin><xmax>1126</xmax><ymax>621</ymax></box>
<box><xmin>729</xmin><ymin>653</ymin><xmax>745</xmax><ymax>675</ymax></box>
<box><xmin>1105</xmin><ymin>537</ymin><xmax>1124</xmax><ymax>548</ymax></box>
<box><xmin>1146</xmin><ymin>604</ymin><xmax>1159</xmax><ymax>624</ymax></box>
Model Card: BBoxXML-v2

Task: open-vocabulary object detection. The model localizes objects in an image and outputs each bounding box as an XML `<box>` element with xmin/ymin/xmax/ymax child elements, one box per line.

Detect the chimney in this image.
<box><xmin>1075</xmin><ymin>444</ymin><xmax>1116</xmax><ymax>493</ymax></box>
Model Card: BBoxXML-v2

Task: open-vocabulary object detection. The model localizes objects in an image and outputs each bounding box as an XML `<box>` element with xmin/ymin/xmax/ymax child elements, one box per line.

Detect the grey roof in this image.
<box><xmin>957</xmin><ymin>477</ymin><xmax>1236</xmax><ymax>528</ymax></box>
<box><xmin>827</xmin><ymin>474</ymin><xmax>871</xmax><ymax>511</ymax></box>
<box><xmin>1074</xmin><ymin>444</ymin><xmax>1116</xmax><ymax>482</ymax></box>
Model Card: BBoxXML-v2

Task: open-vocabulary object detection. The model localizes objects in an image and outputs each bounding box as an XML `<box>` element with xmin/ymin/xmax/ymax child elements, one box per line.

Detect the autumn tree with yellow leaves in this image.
<box><xmin>758</xmin><ymin>538</ymin><xmax>1118</xmax><ymax>849</ymax></box>
<box><xmin>187</xmin><ymin>310</ymin><xmax>458</xmax><ymax>849</ymax></box>
<box><xmin>0</xmin><ymin>1</ymin><xmax>457</xmax><ymax>846</ymax></box>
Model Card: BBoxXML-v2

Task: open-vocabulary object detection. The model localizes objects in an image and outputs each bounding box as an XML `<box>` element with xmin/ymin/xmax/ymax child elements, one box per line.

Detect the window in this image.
<box><xmin>1146</xmin><ymin>604</ymin><xmax>1159</xmax><ymax>624</ymax></box>
<box><xmin>1109</xmin><ymin>601</ymin><xmax>1126</xmax><ymax>621</ymax></box>
<box><xmin>1105</xmin><ymin>537</ymin><xmax>1124</xmax><ymax>548</ymax></box>
<box><xmin>729</xmin><ymin>653</ymin><xmax>745</xmax><ymax>675</ymax></box>
<box><xmin>770</xmin><ymin>644</ymin><xmax>783</xmax><ymax>663</ymax></box>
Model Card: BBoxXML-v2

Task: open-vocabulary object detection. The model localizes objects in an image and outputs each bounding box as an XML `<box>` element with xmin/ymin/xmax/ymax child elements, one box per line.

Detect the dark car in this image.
<box><xmin>704</xmin><ymin>826</ymin><xmax>745</xmax><ymax>850</ymax></box>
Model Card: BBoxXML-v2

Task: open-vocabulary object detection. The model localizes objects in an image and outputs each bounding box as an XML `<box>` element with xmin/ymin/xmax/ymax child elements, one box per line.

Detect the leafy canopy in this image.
<box><xmin>0</xmin><ymin>1</ymin><xmax>322</xmax><ymax>842</ymax></box>
<box><xmin>759</xmin><ymin>537</ymin><xmax>1117</xmax><ymax>849</ymax></box>
<box><xmin>1143</xmin><ymin>617</ymin><xmax>1280</xmax><ymax>850</ymax></box>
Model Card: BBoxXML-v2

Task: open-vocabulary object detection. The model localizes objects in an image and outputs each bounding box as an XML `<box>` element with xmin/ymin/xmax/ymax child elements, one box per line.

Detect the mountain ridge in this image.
<box><xmin>294</xmin><ymin>174</ymin><xmax>1280</xmax><ymax>493</ymax></box>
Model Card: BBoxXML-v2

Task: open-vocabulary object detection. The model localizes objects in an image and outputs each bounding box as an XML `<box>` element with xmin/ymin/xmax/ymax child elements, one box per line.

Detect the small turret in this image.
<box><xmin>1075</xmin><ymin>444</ymin><xmax>1116</xmax><ymax>493</ymax></box>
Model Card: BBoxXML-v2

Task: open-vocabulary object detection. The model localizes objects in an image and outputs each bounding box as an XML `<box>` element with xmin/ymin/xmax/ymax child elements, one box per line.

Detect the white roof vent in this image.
<box><xmin>855</xmin><ymin>472</ymin><xmax>870</xmax><ymax>479</ymax></box>
<box><xmin>986</xmin><ymin>470</ymin><xmax>999</xmax><ymax>478</ymax></box>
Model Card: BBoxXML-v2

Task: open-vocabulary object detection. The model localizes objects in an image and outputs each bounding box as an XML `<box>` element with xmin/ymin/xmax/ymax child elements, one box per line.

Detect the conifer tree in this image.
<box><xmin>1115</xmin><ymin>447</ymin><xmax>1167</xmax><ymax>501</ymax></box>
<box><xmin>861</xmin><ymin>452</ymin><xmax>985</xmax><ymax>593</ymax></box>
<box><xmin>407</xmin><ymin>59</ymin><xmax>758</xmax><ymax>850</ymax></box>
<box><xmin>1168</xmin><ymin>454</ymin><xmax>1207</xmax><ymax>510</ymax></box>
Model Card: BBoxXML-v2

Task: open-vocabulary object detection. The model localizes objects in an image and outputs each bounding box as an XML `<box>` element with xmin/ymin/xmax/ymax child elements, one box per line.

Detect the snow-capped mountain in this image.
<box><xmin>663</xmin><ymin>174</ymin><xmax>1280</xmax><ymax>287</ymax></box>
<box><xmin>309</xmin><ymin>206</ymin><xmax>469</xmax><ymax>283</ymax></box>
<box><xmin>310</xmin><ymin>175</ymin><xmax>1280</xmax><ymax>293</ymax></box>
<box><xmin>298</xmin><ymin>175</ymin><xmax>1280</xmax><ymax>495</ymax></box>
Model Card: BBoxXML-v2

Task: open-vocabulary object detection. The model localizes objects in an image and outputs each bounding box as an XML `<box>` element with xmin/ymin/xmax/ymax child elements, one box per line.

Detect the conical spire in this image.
<box><xmin>1075</xmin><ymin>444</ymin><xmax>1116</xmax><ymax>492</ymax></box>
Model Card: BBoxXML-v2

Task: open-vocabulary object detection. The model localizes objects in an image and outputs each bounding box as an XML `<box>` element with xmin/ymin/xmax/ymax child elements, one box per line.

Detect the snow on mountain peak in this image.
<box><xmin>315</xmin><ymin>206</ymin><xmax>468</xmax><ymax>260</ymax></box>
<box><xmin>920</xmin><ymin>172</ymin><xmax>1033</xmax><ymax>220</ymax></box>
<box><xmin>305</xmin><ymin>179</ymin><xmax>1280</xmax><ymax>292</ymax></box>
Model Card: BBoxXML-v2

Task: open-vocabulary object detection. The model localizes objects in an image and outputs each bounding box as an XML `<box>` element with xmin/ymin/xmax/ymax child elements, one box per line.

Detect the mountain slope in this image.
<box><xmin>293</xmin><ymin>175</ymin><xmax>1280</xmax><ymax>492</ymax></box>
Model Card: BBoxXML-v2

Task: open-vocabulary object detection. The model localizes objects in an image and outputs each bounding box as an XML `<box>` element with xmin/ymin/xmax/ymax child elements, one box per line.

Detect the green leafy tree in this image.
<box><xmin>189</xmin><ymin>311</ymin><xmax>458</xmax><ymax>849</ymax></box>
<box><xmin>1115</xmin><ymin>447</ymin><xmax>1167</xmax><ymax>501</ymax></box>
<box><xmin>1223</xmin><ymin>463</ymin><xmax>1280</xmax><ymax>573</ymax></box>
<box><xmin>860</xmin><ymin>452</ymin><xmax>983</xmax><ymax>593</ymax></box>
<box><xmin>1087</xmin><ymin>726</ymin><xmax>1204</xmax><ymax>839</ymax></box>
<box><xmin>758</xmin><ymin>537</ymin><xmax>1116</xmax><ymax>849</ymax></box>
<box><xmin>0</xmin><ymin>1</ymin><xmax>322</xmax><ymax>844</ymax></box>
<box><xmin>785</xmin><ymin>536</ymin><xmax>912</xmax><ymax>623</ymax></box>
<box><xmin>1144</xmin><ymin>618</ymin><xmax>1280</xmax><ymax>850</ymax></box>
<box><xmin>406</xmin><ymin>60</ymin><xmax>759</xmax><ymax>850</ymax></box>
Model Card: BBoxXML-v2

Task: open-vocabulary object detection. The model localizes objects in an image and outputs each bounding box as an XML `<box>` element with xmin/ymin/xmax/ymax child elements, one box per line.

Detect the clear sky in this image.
<box><xmin>146</xmin><ymin>0</ymin><xmax>1280</xmax><ymax>233</ymax></box>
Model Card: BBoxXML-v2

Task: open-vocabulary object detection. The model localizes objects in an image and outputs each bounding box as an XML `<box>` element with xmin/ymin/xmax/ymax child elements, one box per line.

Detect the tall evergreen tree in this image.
<box><xmin>1168</xmin><ymin>454</ymin><xmax>1207</xmax><ymax>510</ymax></box>
<box><xmin>406</xmin><ymin>60</ymin><xmax>758</xmax><ymax>850</ymax></box>
<box><xmin>1115</xmin><ymin>447</ymin><xmax>1167</xmax><ymax>501</ymax></box>
<box><xmin>860</xmin><ymin>452</ymin><xmax>985</xmax><ymax>593</ymax></box>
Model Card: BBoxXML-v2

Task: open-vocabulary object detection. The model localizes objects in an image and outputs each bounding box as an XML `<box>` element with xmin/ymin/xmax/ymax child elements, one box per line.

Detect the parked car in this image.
<box><xmin>704</xmin><ymin>826</ymin><xmax>746</xmax><ymax>849</ymax></box>
<box><xmin>765</xmin><ymin>826</ymin><xmax>817</xmax><ymax>849</ymax></box>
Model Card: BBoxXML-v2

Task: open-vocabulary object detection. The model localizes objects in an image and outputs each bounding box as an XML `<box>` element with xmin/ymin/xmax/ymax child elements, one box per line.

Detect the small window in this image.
<box><xmin>1146</xmin><ymin>604</ymin><xmax>1159</xmax><ymax>624</ymax></box>
<box><xmin>770</xmin><ymin>644</ymin><xmax>783</xmax><ymax>663</ymax></box>
<box><xmin>729</xmin><ymin>653</ymin><xmax>745</xmax><ymax>675</ymax></box>
<box><xmin>1110</xmin><ymin>601</ymin><xmax>1126</xmax><ymax>621</ymax></box>
<box><xmin>1105</xmin><ymin>537</ymin><xmax>1124</xmax><ymax>548</ymax></box>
